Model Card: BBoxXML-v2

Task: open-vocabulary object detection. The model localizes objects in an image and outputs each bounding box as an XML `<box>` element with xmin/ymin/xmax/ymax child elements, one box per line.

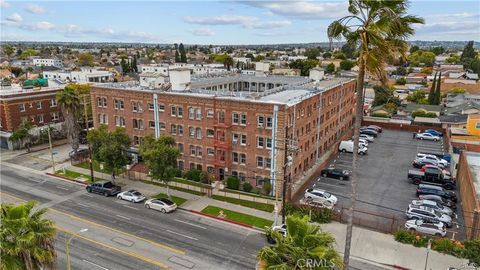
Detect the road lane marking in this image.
<box><xmin>0</xmin><ymin>191</ymin><xmax>185</xmax><ymax>255</ymax></box>
<box><xmin>57</xmin><ymin>227</ymin><xmax>169</xmax><ymax>269</ymax></box>
<box><xmin>166</xmin><ymin>230</ymin><xmax>198</xmax><ymax>241</ymax></box>
<box><xmin>174</xmin><ymin>219</ymin><xmax>207</xmax><ymax>229</ymax></box>
<box><xmin>116</xmin><ymin>214</ymin><xmax>131</xmax><ymax>220</ymax></box>
<box><xmin>55</xmin><ymin>185</ymin><xmax>69</xmax><ymax>190</ymax></box>
<box><xmin>84</xmin><ymin>194</ymin><xmax>94</xmax><ymax>198</ymax></box>
<box><xmin>82</xmin><ymin>259</ymin><xmax>109</xmax><ymax>270</ymax></box>
<box><xmin>77</xmin><ymin>203</ymin><xmax>90</xmax><ymax>208</ymax></box>
<box><xmin>123</xmin><ymin>205</ymin><xmax>138</xmax><ymax>210</ymax></box>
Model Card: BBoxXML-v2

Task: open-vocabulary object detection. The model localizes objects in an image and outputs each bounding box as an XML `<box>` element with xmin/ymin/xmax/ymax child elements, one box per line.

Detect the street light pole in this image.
<box><xmin>46</xmin><ymin>123</ymin><xmax>56</xmax><ymax>173</ymax></box>
<box><xmin>66</xmin><ymin>228</ymin><xmax>88</xmax><ymax>270</ymax></box>
<box><xmin>82</xmin><ymin>95</ymin><xmax>95</xmax><ymax>182</ymax></box>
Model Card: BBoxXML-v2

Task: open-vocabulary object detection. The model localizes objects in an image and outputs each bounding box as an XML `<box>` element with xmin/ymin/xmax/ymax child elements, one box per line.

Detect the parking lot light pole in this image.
<box><xmin>66</xmin><ymin>228</ymin><xmax>88</xmax><ymax>270</ymax></box>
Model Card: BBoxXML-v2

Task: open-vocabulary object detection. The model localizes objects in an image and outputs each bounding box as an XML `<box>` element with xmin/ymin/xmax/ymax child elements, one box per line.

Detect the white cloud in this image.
<box><xmin>6</xmin><ymin>13</ymin><xmax>23</xmax><ymax>22</ymax></box>
<box><xmin>25</xmin><ymin>3</ymin><xmax>45</xmax><ymax>14</ymax></box>
<box><xmin>20</xmin><ymin>21</ymin><xmax>55</xmax><ymax>30</ymax></box>
<box><xmin>183</xmin><ymin>15</ymin><xmax>291</xmax><ymax>29</ymax></box>
<box><xmin>0</xmin><ymin>0</ymin><xmax>10</xmax><ymax>9</ymax></box>
<box><xmin>190</xmin><ymin>28</ymin><xmax>216</xmax><ymax>36</ymax></box>
<box><xmin>62</xmin><ymin>24</ymin><xmax>156</xmax><ymax>41</ymax></box>
<box><xmin>240</xmin><ymin>1</ymin><xmax>348</xmax><ymax>20</ymax></box>
<box><xmin>413</xmin><ymin>13</ymin><xmax>480</xmax><ymax>40</ymax></box>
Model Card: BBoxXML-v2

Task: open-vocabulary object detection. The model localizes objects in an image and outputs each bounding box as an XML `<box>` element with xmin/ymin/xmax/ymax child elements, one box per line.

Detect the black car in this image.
<box><xmin>412</xmin><ymin>159</ymin><xmax>438</xmax><ymax>168</ymax></box>
<box><xmin>69</xmin><ymin>148</ymin><xmax>89</xmax><ymax>158</ymax></box>
<box><xmin>416</xmin><ymin>186</ymin><xmax>457</xmax><ymax>203</ymax></box>
<box><xmin>320</xmin><ymin>167</ymin><xmax>350</xmax><ymax>180</ymax></box>
<box><xmin>86</xmin><ymin>180</ymin><xmax>121</xmax><ymax>196</ymax></box>
<box><xmin>360</xmin><ymin>129</ymin><xmax>378</xmax><ymax>137</ymax></box>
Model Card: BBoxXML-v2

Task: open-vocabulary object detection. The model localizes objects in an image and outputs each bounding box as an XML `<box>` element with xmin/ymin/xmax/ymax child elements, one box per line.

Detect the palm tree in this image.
<box><xmin>0</xmin><ymin>201</ymin><xmax>56</xmax><ymax>270</ymax></box>
<box><xmin>257</xmin><ymin>215</ymin><xmax>342</xmax><ymax>269</ymax></box>
<box><xmin>9</xmin><ymin>119</ymin><xmax>33</xmax><ymax>152</ymax></box>
<box><xmin>327</xmin><ymin>1</ymin><xmax>423</xmax><ymax>268</ymax></box>
<box><xmin>56</xmin><ymin>85</ymin><xmax>81</xmax><ymax>152</ymax></box>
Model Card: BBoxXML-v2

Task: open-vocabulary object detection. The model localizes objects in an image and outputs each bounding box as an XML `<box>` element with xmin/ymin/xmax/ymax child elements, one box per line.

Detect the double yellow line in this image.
<box><xmin>1</xmin><ymin>191</ymin><xmax>186</xmax><ymax>269</ymax></box>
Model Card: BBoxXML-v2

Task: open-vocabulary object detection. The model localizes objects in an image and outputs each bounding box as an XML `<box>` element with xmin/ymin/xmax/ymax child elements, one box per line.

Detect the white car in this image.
<box><xmin>416</xmin><ymin>153</ymin><xmax>449</xmax><ymax>167</ymax></box>
<box><xmin>405</xmin><ymin>219</ymin><xmax>446</xmax><ymax>237</ymax></box>
<box><xmin>144</xmin><ymin>198</ymin><xmax>177</xmax><ymax>213</ymax></box>
<box><xmin>411</xmin><ymin>199</ymin><xmax>454</xmax><ymax>217</ymax></box>
<box><xmin>304</xmin><ymin>188</ymin><xmax>338</xmax><ymax>206</ymax></box>
<box><xmin>116</xmin><ymin>190</ymin><xmax>146</xmax><ymax>203</ymax></box>
<box><xmin>416</xmin><ymin>133</ymin><xmax>440</xmax><ymax>141</ymax></box>
<box><xmin>266</xmin><ymin>224</ymin><xmax>287</xmax><ymax>244</ymax></box>
<box><xmin>339</xmin><ymin>140</ymin><xmax>368</xmax><ymax>155</ymax></box>
<box><xmin>359</xmin><ymin>134</ymin><xmax>374</xmax><ymax>142</ymax></box>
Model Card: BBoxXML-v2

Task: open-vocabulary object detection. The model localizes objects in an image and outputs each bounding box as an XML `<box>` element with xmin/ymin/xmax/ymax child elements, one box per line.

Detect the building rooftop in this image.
<box><xmin>465</xmin><ymin>152</ymin><xmax>480</xmax><ymax>201</ymax></box>
<box><xmin>0</xmin><ymin>84</ymin><xmax>63</xmax><ymax>97</ymax></box>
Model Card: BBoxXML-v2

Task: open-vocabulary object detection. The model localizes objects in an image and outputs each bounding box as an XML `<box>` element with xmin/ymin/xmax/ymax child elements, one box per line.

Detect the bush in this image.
<box><xmin>284</xmin><ymin>203</ymin><xmax>332</xmax><ymax>223</ymax></box>
<box><xmin>394</xmin><ymin>229</ymin><xmax>416</xmax><ymax>244</ymax></box>
<box><xmin>226</xmin><ymin>176</ymin><xmax>240</xmax><ymax>190</ymax></box>
<box><xmin>449</xmin><ymin>87</ymin><xmax>466</xmax><ymax>94</ymax></box>
<box><xmin>261</xmin><ymin>181</ymin><xmax>271</xmax><ymax>195</ymax></box>
<box><xmin>463</xmin><ymin>240</ymin><xmax>480</xmax><ymax>267</ymax></box>
<box><xmin>395</xmin><ymin>77</ymin><xmax>407</xmax><ymax>85</ymax></box>
<box><xmin>243</xmin><ymin>182</ymin><xmax>253</xmax><ymax>192</ymax></box>
<box><xmin>411</xmin><ymin>110</ymin><xmax>438</xmax><ymax>118</ymax></box>
<box><xmin>184</xmin><ymin>169</ymin><xmax>202</xmax><ymax>182</ymax></box>
<box><xmin>371</xmin><ymin>112</ymin><xmax>390</xmax><ymax>118</ymax></box>
<box><xmin>432</xmin><ymin>238</ymin><xmax>463</xmax><ymax>257</ymax></box>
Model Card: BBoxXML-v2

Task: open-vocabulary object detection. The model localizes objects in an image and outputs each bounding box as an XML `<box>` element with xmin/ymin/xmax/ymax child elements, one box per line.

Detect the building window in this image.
<box><xmin>265</xmin><ymin>158</ymin><xmax>272</xmax><ymax>168</ymax></box>
<box><xmin>257</xmin><ymin>137</ymin><xmax>265</xmax><ymax>148</ymax></box>
<box><xmin>207</xmin><ymin>129</ymin><xmax>214</xmax><ymax>138</ymax></box>
<box><xmin>195</xmin><ymin>108</ymin><xmax>202</xmax><ymax>120</ymax></box>
<box><xmin>159</xmin><ymin>122</ymin><xmax>166</xmax><ymax>130</ymax></box>
<box><xmin>207</xmin><ymin>166</ymin><xmax>215</xmax><ymax>174</ymax></box>
<box><xmin>178</xmin><ymin>125</ymin><xmax>184</xmax><ymax>135</ymax></box>
<box><xmin>190</xmin><ymin>163</ymin><xmax>195</xmax><ymax>170</ymax></box>
<box><xmin>171</xmin><ymin>106</ymin><xmax>177</xmax><ymax>116</ymax></box>
<box><xmin>133</xmin><ymin>136</ymin><xmax>142</xmax><ymax>145</ymax></box>
<box><xmin>188</xmin><ymin>107</ymin><xmax>195</xmax><ymax>119</ymax></box>
<box><xmin>19</xmin><ymin>104</ymin><xmax>25</xmax><ymax>112</ymax></box>
<box><xmin>196</xmin><ymin>146</ymin><xmax>202</xmax><ymax>157</ymax></box>
<box><xmin>149</xmin><ymin>121</ymin><xmax>155</xmax><ymax>129</ymax></box>
<box><xmin>37</xmin><ymin>114</ymin><xmax>44</xmax><ymax>123</ymax></box>
<box><xmin>115</xmin><ymin>116</ymin><xmax>125</xmax><ymax>127</ymax></box>
<box><xmin>148</xmin><ymin>103</ymin><xmax>154</xmax><ymax>111</ymax></box>
<box><xmin>189</xmin><ymin>127</ymin><xmax>195</xmax><ymax>138</ymax></box>
<box><xmin>240</xmin><ymin>113</ymin><xmax>247</xmax><ymax>125</ymax></box>
<box><xmin>114</xmin><ymin>99</ymin><xmax>124</xmax><ymax>110</ymax></box>
<box><xmin>266</xmin><ymin>116</ymin><xmax>273</xmax><ymax>128</ymax></box>
<box><xmin>50</xmin><ymin>99</ymin><xmax>57</xmax><ymax>107</ymax></box>
<box><xmin>232</xmin><ymin>133</ymin><xmax>239</xmax><ymax>144</ymax></box>
<box><xmin>133</xmin><ymin>119</ymin><xmax>143</xmax><ymax>130</ymax></box>
<box><xmin>256</xmin><ymin>176</ymin><xmax>264</xmax><ymax>187</ymax></box>
<box><xmin>207</xmin><ymin>148</ymin><xmax>214</xmax><ymax>155</ymax></box>
<box><xmin>476</xmin><ymin>123</ymin><xmax>480</xmax><ymax>129</ymax></box>
<box><xmin>240</xmin><ymin>153</ymin><xmax>246</xmax><ymax>164</ymax></box>
<box><xmin>51</xmin><ymin>112</ymin><xmax>59</xmax><ymax>121</ymax></box>
<box><xmin>232</xmin><ymin>152</ymin><xmax>239</xmax><ymax>163</ymax></box>
<box><xmin>97</xmin><ymin>97</ymin><xmax>107</xmax><ymax>108</ymax></box>
<box><xmin>190</xmin><ymin>145</ymin><xmax>196</xmax><ymax>156</ymax></box>
<box><xmin>207</xmin><ymin>109</ymin><xmax>214</xmax><ymax>118</ymax></box>
<box><xmin>178</xmin><ymin>143</ymin><xmax>184</xmax><ymax>154</ymax></box>
<box><xmin>99</xmin><ymin>114</ymin><xmax>108</xmax><ymax>124</ymax></box>
<box><xmin>257</xmin><ymin>157</ymin><xmax>264</xmax><ymax>168</ymax></box>
<box><xmin>177</xmin><ymin>107</ymin><xmax>183</xmax><ymax>117</ymax></box>
<box><xmin>239</xmin><ymin>172</ymin><xmax>246</xmax><ymax>182</ymax></box>
<box><xmin>232</xmin><ymin>112</ymin><xmax>239</xmax><ymax>124</ymax></box>
<box><xmin>240</xmin><ymin>134</ymin><xmax>247</xmax><ymax>145</ymax></box>
<box><xmin>171</xmin><ymin>124</ymin><xmax>177</xmax><ymax>134</ymax></box>
<box><xmin>266</xmin><ymin>138</ymin><xmax>272</xmax><ymax>149</ymax></box>
<box><xmin>132</xmin><ymin>101</ymin><xmax>143</xmax><ymax>112</ymax></box>
<box><xmin>158</xmin><ymin>103</ymin><xmax>165</xmax><ymax>112</ymax></box>
<box><xmin>257</xmin><ymin>115</ymin><xmax>264</xmax><ymax>128</ymax></box>
<box><xmin>178</xmin><ymin>160</ymin><xmax>184</xmax><ymax>171</ymax></box>
<box><xmin>196</xmin><ymin>128</ymin><xmax>202</xmax><ymax>139</ymax></box>
<box><xmin>36</xmin><ymin>101</ymin><xmax>42</xmax><ymax>110</ymax></box>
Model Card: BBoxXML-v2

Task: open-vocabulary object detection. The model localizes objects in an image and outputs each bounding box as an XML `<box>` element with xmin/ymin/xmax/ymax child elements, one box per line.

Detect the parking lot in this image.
<box><xmin>309</xmin><ymin>129</ymin><xmax>466</xmax><ymax>240</ymax></box>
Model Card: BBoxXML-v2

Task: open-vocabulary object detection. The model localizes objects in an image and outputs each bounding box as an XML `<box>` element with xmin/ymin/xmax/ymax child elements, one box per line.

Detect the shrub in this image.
<box><xmin>463</xmin><ymin>240</ymin><xmax>480</xmax><ymax>267</ymax></box>
<box><xmin>395</xmin><ymin>77</ymin><xmax>407</xmax><ymax>85</ymax></box>
<box><xmin>449</xmin><ymin>87</ymin><xmax>466</xmax><ymax>94</ymax></box>
<box><xmin>394</xmin><ymin>229</ymin><xmax>416</xmax><ymax>244</ymax></box>
<box><xmin>284</xmin><ymin>203</ymin><xmax>332</xmax><ymax>223</ymax></box>
<box><xmin>226</xmin><ymin>176</ymin><xmax>240</xmax><ymax>190</ymax></box>
<box><xmin>184</xmin><ymin>169</ymin><xmax>202</xmax><ymax>182</ymax></box>
<box><xmin>243</xmin><ymin>182</ymin><xmax>253</xmax><ymax>192</ymax></box>
<box><xmin>261</xmin><ymin>181</ymin><xmax>271</xmax><ymax>195</ymax></box>
<box><xmin>371</xmin><ymin>112</ymin><xmax>390</xmax><ymax>118</ymax></box>
<box><xmin>411</xmin><ymin>110</ymin><xmax>438</xmax><ymax>118</ymax></box>
<box><xmin>432</xmin><ymin>238</ymin><xmax>463</xmax><ymax>257</ymax></box>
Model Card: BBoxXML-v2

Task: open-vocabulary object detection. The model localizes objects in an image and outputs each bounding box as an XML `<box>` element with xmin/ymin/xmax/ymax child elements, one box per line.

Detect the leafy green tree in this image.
<box><xmin>395</xmin><ymin>77</ymin><xmax>407</xmax><ymax>85</ymax></box>
<box><xmin>254</xmin><ymin>55</ymin><xmax>265</xmax><ymax>62</ymax></box>
<box><xmin>223</xmin><ymin>55</ymin><xmax>234</xmax><ymax>71</ymax></box>
<box><xmin>433</xmin><ymin>72</ymin><xmax>442</xmax><ymax>105</ymax></box>
<box><xmin>464</xmin><ymin>57</ymin><xmax>480</xmax><ymax>77</ymax></box>
<box><xmin>420</xmin><ymin>67</ymin><xmax>432</xmax><ymax>74</ymax></box>
<box><xmin>328</xmin><ymin>1</ymin><xmax>423</xmax><ymax>266</ymax></box>
<box><xmin>339</xmin><ymin>59</ymin><xmax>354</xmax><ymax>70</ymax></box>
<box><xmin>0</xmin><ymin>201</ymin><xmax>56</xmax><ymax>270</ymax></box>
<box><xmin>325</xmin><ymin>63</ymin><xmax>335</xmax><ymax>74</ymax></box>
<box><xmin>78</xmin><ymin>53</ymin><xmax>94</xmax><ymax>66</ymax></box>
<box><xmin>393</xmin><ymin>67</ymin><xmax>407</xmax><ymax>76</ymax></box>
<box><xmin>19</xmin><ymin>48</ymin><xmax>37</xmax><ymax>60</ymax></box>
<box><xmin>305</xmin><ymin>48</ymin><xmax>320</xmax><ymax>60</ymax></box>
<box><xmin>333</xmin><ymin>52</ymin><xmax>346</xmax><ymax>60</ymax></box>
<box><xmin>261</xmin><ymin>181</ymin><xmax>271</xmax><ymax>195</ymax></box>
<box><xmin>3</xmin><ymin>45</ymin><xmax>15</xmax><ymax>57</ymax></box>
<box><xmin>56</xmin><ymin>85</ymin><xmax>81</xmax><ymax>152</ymax></box>
<box><xmin>226</xmin><ymin>176</ymin><xmax>240</xmax><ymax>190</ymax></box>
<box><xmin>372</xmin><ymin>85</ymin><xmax>400</xmax><ymax>107</ymax></box>
<box><xmin>245</xmin><ymin>53</ymin><xmax>255</xmax><ymax>60</ymax></box>
<box><xmin>430</xmin><ymin>46</ymin><xmax>445</xmax><ymax>56</ymax></box>
<box><xmin>257</xmin><ymin>215</ymin><xmax>342</xmax><ymax>269</ymax></box>
<box><xmin>341</xmin><ymin>43</ymin><xmax>357</xmax><ymax>59</ymax></box>
<box><xmin>409</xmin><ymin>45</ymin><xmax>420</xmax><ymax>53</ymax></box>
<box><xmin>140</xmin><ymin>135</ymin><xmax>180</xmax><ymax>198</ymax></box>
<box><xmin>445</xmin><ymin>54</ymin><xmax>461</xmax><ymax>64</ymax></box>
<box><xmin>9</xmin><ymin>66</ymin><xmax>23</xmax><ymax>77</ymax></box>
<box><xmin>408</xmin><ymin>50</ymin><xmax>436</xmax><ymax>67</ymax></box>
<box><xmin>449</xmin><ymin>87</ymin><xmax>466</xmax><ymax>94</ymax></box>
<box><xmin>289</xmin><ymin>59</ymin><xmax>319</xmax><ymax>76</ymax></box>
<box><xmin>322</xmin><ymin>52</ymin><xmax>332</xmax><ymax>59</ymax></box>
<box><xmin>428</xmin><ymin>73</ymin><xmax>437</xmax><ymax>105</ymax></box>
<box><xmin>131</xmin><ymin>56</ymin><xmax>138</xmax><ymax>73</ymax></box>
<box><xmin>9</xmin><ymin>120</ymin><xmax>33</xmax><ymax>152</ymax></box>
<box><xmin>406</xmin><ymin>91</ymin><xmax>428</xmax><ymax>104</ymax></box>
<box><xmin>179</xmin><ymin>43</ymin><xmax>187</xmax><ymax>63</ymax></box>
<box><xmin>463</xmin><ymin>240</ymin><xmax>480</xmax><ymax>268</ymax></box>
<box><xmin>461</xmin><ymin>41</ymin><xmax>476</xmax><ymax>61</ymax></box>
<box><xmin>243</xmin><ymin>182</ymin><xmax>253</xmax><ymax>192</ymax></box>
<box><xmin>174</xmin><ymin>50</ymin><xmax>180</xmax><ymax>62</ymax></box>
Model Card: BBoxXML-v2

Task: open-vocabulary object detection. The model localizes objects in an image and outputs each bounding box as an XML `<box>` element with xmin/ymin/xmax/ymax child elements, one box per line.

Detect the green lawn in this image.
<box><xmin>74</xmin><ymin>160</ymin><xmax>124</xmax><ymax>175</ymax></box>
<box><xmin>154</xmin><ymin>193</ymin><xmax>187</xmax><ymax>206</ymax></box>
<box><xmin>211</xmin><ymin>195</ymin><xmax>274</xmax><ymax>212</ymax></box>
<box><xmin>140</xmin><ymin>180</ymin><xmax>206</xmax><ymax>196</ymax></box>
<box><xmin>55</xmin><ymin>169</ymin><xmax>95</xmax><ymax>183</ymax></box>
<box><xmin>173</xmin><ymin>177</ymin><xmax>211</xmax><ymax>188</ymax></box>
<box><xmin>201</xmin><ymin>206</ymin><xmax>273</xmax><ymax>229</ymax></box>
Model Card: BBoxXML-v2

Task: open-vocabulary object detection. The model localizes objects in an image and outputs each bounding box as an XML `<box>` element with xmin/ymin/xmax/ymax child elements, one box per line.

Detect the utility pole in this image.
<box><xmin>82</xmin><ymin>95</ymin><xmax>94</xmax><ymax>182</ymax></box>
<box><xmin>281</xmin><ymin>126</ymin><xmax>294</xmax><ymax>224</ymax></box>
<box><xmin>47</xmin><ymin>123</ymin><xmax>55</xmax><ymax>173</ymax></box>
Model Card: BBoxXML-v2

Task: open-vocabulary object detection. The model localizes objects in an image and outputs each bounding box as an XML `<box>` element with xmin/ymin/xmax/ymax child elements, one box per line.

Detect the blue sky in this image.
<box><xmin>1</xmin><ymin>0</ymin><xmax>479</xmax><ymax>44</ymax></box>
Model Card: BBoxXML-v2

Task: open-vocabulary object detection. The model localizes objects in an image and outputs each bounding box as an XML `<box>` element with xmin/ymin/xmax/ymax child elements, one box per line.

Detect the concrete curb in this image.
<box><xmin>45</xmin><ymin>173</ymin><xmax>88</xmax><ymax>186</ymax></box>
<box><xmin>186</xmin><ymin>209</ymin><xmax>255</xmax><ymax>229</ymax></box>
<box><xmin>18</xmin><ymin>142</ymin><xmax>68</xmax><ymax>156</ymax></box>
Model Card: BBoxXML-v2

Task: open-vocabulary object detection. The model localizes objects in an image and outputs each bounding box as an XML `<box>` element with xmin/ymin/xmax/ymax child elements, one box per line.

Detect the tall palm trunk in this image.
<box><xmin>343</xmin><ymin>51</ymin><xmax>365</xmax><ymax>268</ymax></box>
<box><xmin>64</xmin><ymin>111</ymin><xmax>79</xmax><ymax>151</ymax></box>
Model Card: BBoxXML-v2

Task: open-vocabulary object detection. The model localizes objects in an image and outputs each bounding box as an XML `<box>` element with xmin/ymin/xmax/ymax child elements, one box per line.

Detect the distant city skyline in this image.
<box><xmin>1</xmin><ymin>0</ymin><xmax>479</xmax><ymax>44</ymax></box>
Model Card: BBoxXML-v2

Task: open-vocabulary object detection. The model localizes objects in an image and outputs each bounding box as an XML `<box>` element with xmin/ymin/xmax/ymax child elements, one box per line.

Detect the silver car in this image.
<box><xmin>406</xmin><ymin>204</ymin><xmax>452</xmax><ymax>227</ymax></box>
<box><xmin>144</xmin><ymin>198</ymin><xmax>177</xmax><ymax>213</ymax></box>
<box><xmin>411</xmin><ymin>199</ymin><xmax>454</xmax><ymax>217</ymax></box>
<box><xmin>405</xmin><ymin>219</ymin><xmax>446</xmax><ymax>237</ymax></box>
<box><xmin>117</xmin><ymin>190</ymin><xmax>146</xmax><ymax>203</ymax></box>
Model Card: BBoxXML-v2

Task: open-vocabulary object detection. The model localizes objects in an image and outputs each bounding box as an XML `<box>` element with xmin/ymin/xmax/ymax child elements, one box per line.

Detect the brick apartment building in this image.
<box><xmin>0</xmin><ymin>86</ymin><xmax>63</xmax><ymax>149</ymax></box>
<box><xmin>91</xmin><ymin>71</ymin><xmax>356</xmax><ymax>197</ymax></box>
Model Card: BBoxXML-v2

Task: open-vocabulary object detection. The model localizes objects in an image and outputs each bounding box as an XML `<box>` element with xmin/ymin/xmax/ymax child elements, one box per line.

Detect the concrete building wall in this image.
<box><xmin>456</xmin><ymin>152</ymin><xmax>480</xmax><ymax>240</ymax></box>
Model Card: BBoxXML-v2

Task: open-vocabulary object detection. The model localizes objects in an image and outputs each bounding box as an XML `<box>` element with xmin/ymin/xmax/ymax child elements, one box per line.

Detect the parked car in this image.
<box><xmin>69</xmin><ymin>148</ymin><xmax>89</xmax><ymax>158</ymax></box>
<box><xmin>412</xmin><ymin>158</ymin><xmax>445</xmax><ymax>169</ymax></box>
<box><xmin>367</xmin><ymin>125</ymin><xmax>382</xmax><ymax>133</ymax></box>
<box><xmin>304</xmin><ymin>188</ymin><xmax>338</xmax><ymax>206</ymax></box>
<box><xmin>404</xmin><ymin>219</ymin><xmax>446</xmax><ymax>237</ymax></box>
<box><xmin>416</xmin><ymin>153</ymin><xmax>449</xmax><ymax>167</ymax></box>
<box><xmin>425</xmin><ymin>129</ymin><xmax>443</xmax><ymax>137</ymax></box>
<box><xmin>418</xmin><ymin>194</ymin><xmax>457</xmax><ymax>210</ymax></box>
<box><xmin>359</xmin><ymin>134</ymin><xmax>374</xmax><ymax>142</ymax></box>
<box><xmin>408</xmin><ymin>168</ymin><xmax>455</xmax><ymax>190</ymax></box>
<box><xmin>338</xmin><ymin>141</ymin><xmax>368</xmax><ymax>155</ymax></box>
<box><xmin>416</xmin><ymin>186</ymin><xmax>457</xmax><ymax>203</ymax></box>
<box><xmin>420</xmin><ymin>165</ymin><xmax>451</xmax><ymax>177</ymax></box>
<box><xmin>411</xmin><ymin>199</ymin><xmax>454</xmax><ymax>217</ymax></box>
<box><xmin>86</xmin><ymin>180</ymin><xmax>121</xmax><ymax>197</ymax></box>
<box><xmin>405</xmin><ymin>204</ymin><xmax>452</xmax><ymax>227</ymax></box>
<box><xmin>266</xmin><ymin>224</ymin><xmax>287</xmax><ymax>244</ymax></box>
<box><xmin>117</xmin><ymin>190</ymin><xmax>146</xmax><ymax>203</ymax></box>
<box><xmin>320</xmin><ymin>167</ymin><xmax>350</xmax><ymax>180</ymax></box>
<box><xmin>360</xmin><ymin>128</ymin><xmax>378</xmax><ymax>137</ymax></box>
<box><xmin>415</xmin><ymin>133</ymin><xmax>440</xmax><ymax>141</ymax></box>
<box><xmin>144</xmin><ymin>198</ymin><xmax>177</xmax><ymax>213</ymax></box>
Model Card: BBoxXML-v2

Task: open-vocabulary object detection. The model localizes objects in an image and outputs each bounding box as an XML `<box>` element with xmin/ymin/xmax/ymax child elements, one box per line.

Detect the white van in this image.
<box><xmin>339</xmin><ymin>141</ymin><xmax>368</xmax><ymax>155</ymax></box>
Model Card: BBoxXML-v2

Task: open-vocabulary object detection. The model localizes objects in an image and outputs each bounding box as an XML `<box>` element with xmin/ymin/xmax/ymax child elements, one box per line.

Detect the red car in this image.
<box><xmin>421</xmin><ymin>165</ymin><xmax>451</xmax><ymax>176</ymax></box>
